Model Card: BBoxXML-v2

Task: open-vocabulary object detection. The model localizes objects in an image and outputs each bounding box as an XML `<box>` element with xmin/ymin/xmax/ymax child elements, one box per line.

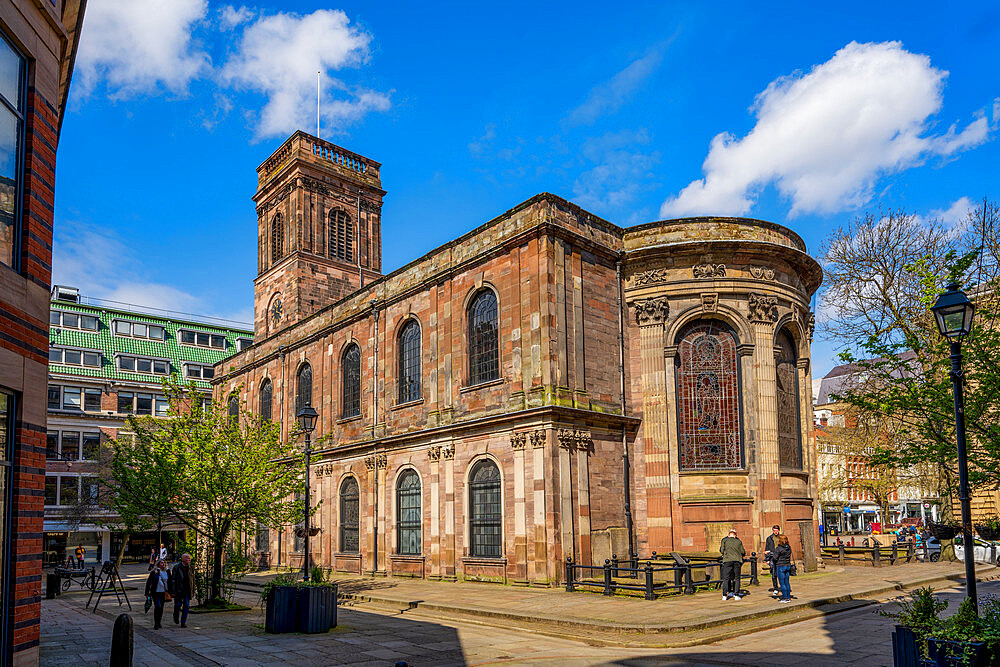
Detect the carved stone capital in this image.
<box><xmin>510</xmin><ymin>432</ymin><xmax>527</xmax><ymax>450</ymax></box>
<box><xmin>574</xmin><ymin>430</ymin><xmax>593</xmax><ymax>452</ymax></box>
<box><xmin>365</xmin><ymin>455</ymin><xmax>376</xmax><ymax>470</ymax></box>
<box><xmin>441</xmin><ymin>445</ymin><xmax>455</xmax><ymax>460</ymax></box>
<box><xmin>693</xmin><ymin>263</ymin><xmax>726</xmax><ymax>279</ymax></box>
<box><xmin>557</xmin><ymin>428</ymin><xmax>577</xmax><ymax>450</ymax></box>
<box><xmin>749</xmin><ymin>265</ymin><xmax>775</xmax><ymax>280</ymax></box>
<box><xmin>365</xmin><ymin>454</ymin><xmax>387</xmax><ymax>470</ymax></box>
<box><xmin>633</xmin><ymin>296</ymin><xmax>670</xmax><ymax>326</ymax></box>
<box><xmin>427</xmin><ymin>445</ymin><xmax>442</xmax><ymax>461</ymax></box>
<box><xmin>529</xmin><ymin>430</ymin><xmax>546</xmax><ymax>449</ymax></box>
<box><xmin>748</xmin><ymin>293</ymin><xmax>779</xmax><ymax>323</ymax></box>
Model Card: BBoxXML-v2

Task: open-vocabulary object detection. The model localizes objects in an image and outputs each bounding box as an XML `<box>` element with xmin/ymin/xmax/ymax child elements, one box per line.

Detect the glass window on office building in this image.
<box><xmin>0</xmin><ymin>34</ymin><xmax>24</xmax><ymax>268</ymax></box>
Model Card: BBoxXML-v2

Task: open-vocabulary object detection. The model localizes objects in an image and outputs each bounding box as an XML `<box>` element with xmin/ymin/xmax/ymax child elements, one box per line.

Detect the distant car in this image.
<box><xmin>920</xmin><ymin>537</ymin><xmax>941</xmax><ymax>562</ymax></box>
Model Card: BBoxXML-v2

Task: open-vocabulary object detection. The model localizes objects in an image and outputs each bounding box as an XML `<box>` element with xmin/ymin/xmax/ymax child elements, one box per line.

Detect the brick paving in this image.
<box><xmin>39</xmin><ymin>563</ymin><xmax>1000</xmax><ymax>666</ymax></box>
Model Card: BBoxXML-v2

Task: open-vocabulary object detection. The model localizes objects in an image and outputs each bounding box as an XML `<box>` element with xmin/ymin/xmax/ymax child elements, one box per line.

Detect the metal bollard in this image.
<box><xmin>683</xmin><ymin>564</ymin><xmax>695</xmax><ymax>595</ymax></box>
<box><xmin>611</xmin><ymin>553</ymin><xmax>619</xmax><ymax>578</ymax></box>
<box><xmin>603</xmin><ymin>559</ymin><xmax>613</xmax><ymax>596</ymax></box>
<box><xmin>892</xmin><ymin>542</ymin><xmax>898</xmax><ymax>565</ymax></box>
<box><xmin>749</xmin><ymin>554</ymin><xmax>759</xmax><ymax>585</ymax></box>
<box><xmin>565</xmin><ymin>557</ymin><xmax>575</xmax><ymax>592</ymax></box>
<box><xmin>644</xmin><ymin>563</ymin><xmax>655</xmax><ymax>600</ymax></box>
<box><xmin>839</xmin><ymin>543</ymin><xmax>846</xmax><ymax>564</ymax></box>
<box><xmin>110</xmin><ymin>613</ymin><xmax>133</xmax><ymax>667</ymax></box>
<box><xmin>873</xmin><ymin>545</ymin><xmax>881</xmax><ymax>567</ymax></box>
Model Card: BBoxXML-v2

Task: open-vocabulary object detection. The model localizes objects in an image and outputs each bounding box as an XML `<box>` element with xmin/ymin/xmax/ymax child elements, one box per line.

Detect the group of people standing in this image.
<box><xmin>718</xmin><ymin>525</ymin><xmax>794</xmax><ymax>602</ymax></box>
<box><xmin>143</xmin><ymin>553</ymin><xmax>195</xmax><ymax>630</ymax></box>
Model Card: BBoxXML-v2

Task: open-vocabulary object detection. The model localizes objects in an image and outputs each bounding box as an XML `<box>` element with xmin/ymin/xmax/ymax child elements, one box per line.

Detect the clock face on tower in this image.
<box><xmin>270</xmin><ymin>299</ymin><xmax>282</xmax><ymax>326</ymax></box>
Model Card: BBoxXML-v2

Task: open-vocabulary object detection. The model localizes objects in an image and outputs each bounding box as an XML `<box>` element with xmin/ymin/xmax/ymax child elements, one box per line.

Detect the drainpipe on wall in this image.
<box><xmin>615</xmin><ymin>258</ymin><xmax>636</xmax><ymax>563</ymax></box>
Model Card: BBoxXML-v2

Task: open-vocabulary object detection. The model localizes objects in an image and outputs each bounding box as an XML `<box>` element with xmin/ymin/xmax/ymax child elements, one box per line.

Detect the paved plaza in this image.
<box><xmin>39</xmin><ymin>563</ymin><xmax>1000</xmax><ymax>665</ymax></box>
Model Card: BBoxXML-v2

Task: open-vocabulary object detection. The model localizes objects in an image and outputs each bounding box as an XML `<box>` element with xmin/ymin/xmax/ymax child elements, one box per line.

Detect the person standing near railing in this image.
<box><xmin>774</xmin><ymin>534</ymin><xmax>793</xmax><ymax>603</ymax></box>
<box><xmin>720</xmin><ymin>529</ymin><xmax>746</xmax><ymax>601</ymax></box>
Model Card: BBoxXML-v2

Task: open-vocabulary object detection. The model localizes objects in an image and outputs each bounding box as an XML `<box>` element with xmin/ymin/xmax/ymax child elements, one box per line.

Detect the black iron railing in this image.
<box><xmin>565</xmin><ymin>552</ymin><xmax>759</xmax><ymax>600</ymax></box>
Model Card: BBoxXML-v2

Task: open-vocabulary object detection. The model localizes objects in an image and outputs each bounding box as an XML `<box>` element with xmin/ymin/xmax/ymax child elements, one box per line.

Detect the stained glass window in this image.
<box><xmin>342</xmin><ymin>344</ymin><xmax>361</xmax><ymax>418</ymax></box>
<box><xmin>776</xmin><ymin>329</ymin><xmax>802</xmax><ymax>469</ymax></box>
<box><xmin>330</xmin><ymin>209</ymin><xmax>353</xmax><ymax>262</ymax></box>
<box><xmin>398</xmin><ymin>320</ymin><xmax>421</xmax><ymax>404</ymax></box>
<box><xmin>271</xmin><ymin>213</ymin><xmax>283</xmax><ymax>264</ymax></box>
<box><xmin>468</xmin><ymin>289</ymin><xmax>499</xmax><ymax>385</ymax></box>
<box><xmin>259</xmin><ymin>379</ymin><xmax>272</xmax><ymax>423</ymax></box>
<box><xmin>340</xmin><ymin>477</ymin><xmax>360</xmax><ymax>553</ymax></box>
<box><xmin>675</xmin><ymin>321</ymin><xmax>743</xmax><ymax>470</ymax></box>
<box><xmin>296</xmin><ymin>363</ymin><xmax>312</xmax><ymax>417</ymax></box>
<box><xmin>469</xmin><ymin>460</ymin><xmax>502</xmax><ymax>557</ymax></box>
<box><xmin>227</xmin><ymin>396</ymin><xmax>239</xmax><ymax>425</ymax></box>
<box><xmin>396</xmin><ymin>470</ymin><xmax>421</xmax><ymax>555</ymax></box>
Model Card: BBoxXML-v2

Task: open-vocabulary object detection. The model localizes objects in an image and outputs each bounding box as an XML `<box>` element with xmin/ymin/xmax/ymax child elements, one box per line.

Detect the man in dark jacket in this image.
<box><xmin>171</xmin><ymin>553</ymin><xmax>195</xmax><ymax>627</ymax></box>
<box><xmin>720</xmin><ymin>529</ymin><xmax>746</xmax><ymax>600</ymax></box>
<box><xmin>764</xmin><ymin>525</ymin><xmax>781</xmax><ymax>597</ymax></box>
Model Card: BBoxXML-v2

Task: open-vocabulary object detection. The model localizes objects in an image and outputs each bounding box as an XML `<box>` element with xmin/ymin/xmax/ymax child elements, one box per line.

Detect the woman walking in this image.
<box><xmin>144</xmin><ymin>559</ymin><xmax>172</xmax><ymax>629</ymax></box>
<box><xmin>774</xmin><ymin>534</ymin><xmax>793</xmax><ymax>603</ymax></box>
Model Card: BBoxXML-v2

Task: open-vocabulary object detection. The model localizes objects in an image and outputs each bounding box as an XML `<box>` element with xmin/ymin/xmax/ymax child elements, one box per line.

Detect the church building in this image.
<box><xmin>214</xmin><ymin>131</ymin><xmax>823</xmax><ymax>583</ymax></box>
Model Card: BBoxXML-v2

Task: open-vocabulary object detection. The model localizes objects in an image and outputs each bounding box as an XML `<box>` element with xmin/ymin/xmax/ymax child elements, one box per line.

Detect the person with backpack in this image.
<box><xmin>720</xmin><ymin>529</ymin><xmax>746</xmax><ymax>600</ymax></box>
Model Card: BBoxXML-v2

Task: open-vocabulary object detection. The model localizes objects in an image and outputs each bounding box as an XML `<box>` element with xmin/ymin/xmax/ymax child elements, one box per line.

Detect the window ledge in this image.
<box><xmin>678</xmin><ymin>468</ymin><xmax>748</xmax><ymax>475</ymax></box>
<box><xmin>390</xmin><ymin>399</ymin><xmax>424</xmax><ymax>411</ymax></box>
<box><xmin>334</xmin><ymin>552</ymin><xmax>362</xmax><ymax>558</ymax></box>
<box><xmin>461</xmin><ymin>556</ymin><xmax>507</xmax><ymax>565</ymax></box>
<box><xmin>336</xmin><ymin>415</ymin><xmax>363</xmax><ymax>425</ymax></box>
<box><xmin>389</xmin><ymin>554</ymin><xmax>425</xmax><ymax>561</ymax></box>
<box><xmin>460</xmin><ymin>378</ymin><xmax>504</xmax><ymax>393</ymax></box>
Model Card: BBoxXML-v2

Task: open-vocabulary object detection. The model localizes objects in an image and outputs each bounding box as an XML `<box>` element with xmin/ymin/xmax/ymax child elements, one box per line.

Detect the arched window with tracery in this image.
<box><xmin>776</xmin><ymin>329</ymin><xmax>802</xmax><ymax>469</ymax></box>
<box><xmin>330</xmin><ymin>209</ymin><xmax>353</xmax><ymax>262</ymax></box>
<box><xmin>296</xmin><ymin>363</ymin><xmax>312</xmax><ymax>416</ymax></box>
<box><xmin>227</xmin><ymin>395</ymin><xmax>239</xmax><ymax>425</ymax></box>
<box><xmin>468</xmin><ymin>289</ymin><xmax>499</xmax><ymax>385</ymax></box>
<box><xmin>259</xmin><ymin>379</ymin><xmax>272</xmax><ymax>423</ymax></box>
<box><xmin>271</xmin><ymin>213</ymin><xmax>283</xmax><ymax>265</ymax></box>
<box><xmin>674</xmin><ymin>320</ymin><xmax>743</xmax><ymax>470</ymax></box>
<box><xmin>339</xmin><ymin>477</ymin><xmax>360</xmax><ymax>553</ymax></box>
<box><xmin>396</xmin><ymin>470</ymin><xmax>421</xmax><ymax>555</ymax></box>
<box><xmin>469</xmin><ymin>459</ymin><xmax>501</xmax><ymax>558</ymax></box>
<box><xmin>342</xmin><ymin>344</ymin><xmax>361</xmax><ymax>418</ymax></box>
<box><xmin>398</xmin><ymin>319</ymin><xmax>421</xmax><ymax>404</ymax></box>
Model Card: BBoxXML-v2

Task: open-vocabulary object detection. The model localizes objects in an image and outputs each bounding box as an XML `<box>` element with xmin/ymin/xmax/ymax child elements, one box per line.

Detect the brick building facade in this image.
<box><xmin>215</xmin><ymin>132</ymin><xmax>823</xmax><ymax>584</ymax></box>
<box><xmin>0</xmin><ymin>2</ymin><xmax>84</xmax><ymax>664</ymax></box>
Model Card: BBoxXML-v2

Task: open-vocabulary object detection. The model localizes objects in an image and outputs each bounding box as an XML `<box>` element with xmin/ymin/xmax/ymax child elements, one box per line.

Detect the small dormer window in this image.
<box><xmin>178</xmin><ymin>329</ymin><xmax>226</xmax><ymax>350</ymax></box>
<box><xmin>112</xmin><ymin>319</ymin><xmax>165</xmax><ymax>340</ymax></box>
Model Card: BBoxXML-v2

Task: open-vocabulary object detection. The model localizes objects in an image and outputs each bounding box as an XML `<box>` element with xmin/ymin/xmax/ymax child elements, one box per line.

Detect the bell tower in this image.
<box><xmin>253</xmin><ymin>131</ymin><xmax>385</xmax><ymax>337</ymax></box>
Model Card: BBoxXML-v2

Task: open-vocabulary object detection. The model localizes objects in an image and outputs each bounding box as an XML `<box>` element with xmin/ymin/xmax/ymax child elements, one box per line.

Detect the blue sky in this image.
<box><xmin>53</xmin><ymin>1</ymin><xmax>1000</xmax><ymax>376</ymax></box>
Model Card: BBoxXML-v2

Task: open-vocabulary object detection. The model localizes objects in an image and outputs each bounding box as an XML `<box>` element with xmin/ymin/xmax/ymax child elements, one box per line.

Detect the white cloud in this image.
<box><xmin>75</xmin><ymin>0</ymin><xmax>209</xmax><ymax>98</ymax></box>
<box><xmin>220</xmin><ymin>9</ymin><xmax>390</xmax><ymax>139</ymax></box>
<box><xmin>660</xmin><ymin>41</ymin><xmax>993</xmax><ymax>218</ymax></box>
<box><xmin>566</xmin><ymin>50</ymin><xmax>663</xmax><ymax>127</ymax></box>
<box><xmin>929</xmin><ymin>196</ymin><xmax>974</xmax><ymax>228</ymax></box>
<box><xmin>53</xmin><ymin>220</ymin><xmax>252</xmax><ymax>326</ymax></box>
<box><xmin>219</xmin><ymin>5</ymin><xmax>254</xmax><ymax>30</ymax></box>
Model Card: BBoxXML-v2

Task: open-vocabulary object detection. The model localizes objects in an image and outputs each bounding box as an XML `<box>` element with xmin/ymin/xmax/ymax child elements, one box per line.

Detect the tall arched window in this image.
<box><xmin>339</xmin><ymin>477</ymin><xmax>360</xmax><ymax>553</ymax></box>
<box><xmin>776</xmin><ymin>329</ymin><xmax>802</xmax><ymax>469</ymax></box>
<box><xmin>330</xmin><ymin>209</ymin><xmax>353</xmax><ymax>262</ymax></box>
<box><xmin>342</xmin><ymin>344</ymin><xmax>361</xmax><ymax>418</ymax></box>
<box><xmin>271</xmin><ymin>213</ymin><xmax>283</xmax><ymax>264</ymax></box>
<box><xmin>296</xmin><ymin>363</ymin><xmax>312</xmax><ymax>416</ymax></box>
<box><xmin>469</xmin><ymin>459</ymin><xmax>501</xmax><ymax>558</ymax></box>
<box><xmin>468</xmin><ymin>289</ymin><xmax>499</xmax><ymax>385</ymax></box>
<box><xmin>227</xmin><ymin>395</ymin><xmax>239</xmax><ymax>425</ymax></box>
<box><xmin>398</xmin><ymin>319</ymin><xmax>421</xmax><ymax>404</ymax></box>
<box><xmin>396</xmin><ymin>470</ymin><xmax>421</xmax><ymax>555</ymax></box>
<box><xmin>259</xmin><ymin>378</ymin><xmax>272</xmax><ymax>423</ymax></box>
<box><xmin>675</xmin><ymin>320</ymin><xmax>743</xmax><ymax>470</ymax></box>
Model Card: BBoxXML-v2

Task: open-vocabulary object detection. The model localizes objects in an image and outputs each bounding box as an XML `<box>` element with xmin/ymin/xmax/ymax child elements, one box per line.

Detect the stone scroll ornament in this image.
<box><xmin>749</xmin><ymin>266</ymin><xmax>775</xmax><ymax>280</ymax></box>
<box><xmin>633</xmin><ymin>296</ymin><xmax>670</xmax><ymax>326</ymax></box>
<box><xmin>510</xmin><ymin>432</ymin><xmax>527</xmax><ymax>450</ymax></box>
<box><xmin>628</xmin><ymin>268</ymin><xmax>668</xmax><ymax>287</ymax></box>
<box><xmin>692</xmin><ymin>263</ymin><xmax>727</xmax><ymax>279</ymax></box>
<box><xmin>748</xmin><ymin>293</ymin><xmax>779</xmax><ymax>323</ymax></box>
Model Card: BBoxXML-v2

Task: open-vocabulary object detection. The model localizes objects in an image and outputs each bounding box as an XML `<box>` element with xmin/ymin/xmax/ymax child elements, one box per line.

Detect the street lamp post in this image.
<box><xmin>931</xmin><ymin>281</ymin><xmax>977</xmax><ymax>614</ymax></box>
<box><xmin>296</xmin><ymin>405</ymin><xmax>319</xmax><ymax>581</ymax></box>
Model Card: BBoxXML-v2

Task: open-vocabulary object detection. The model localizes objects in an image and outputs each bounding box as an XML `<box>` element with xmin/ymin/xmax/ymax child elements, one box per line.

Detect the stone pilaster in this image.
<box><xmin>633</xmin><ymin>296</ymin><xmax>672</xmax><ymax>551</ymax></box>
<box><xmin>511</xmin><ymin>432</ymin><xmax>528</xmax><ymax>583</ymax></box>
<box><xmin>530</xmin><ymin>429</ymin><xmax>548</xmax><ymax>583</ymax></box>
<box><xmin>427</xmin><ymin>445</ymin><xmax>442</xmax><ymax>579</ymax></box>
<box><xmin>748</xmin><ymin>294</ymin><xmax>782</xmax><ymax>530</ymax></box>
<box><xmin>557</xmin><ymin>428</ymin><xmax>575</xmax><ymax>565</ymax></box>
<box><xmin>442</xmin><ymin>444</ymin><xmax>456</xmax><ymax>580</ymax></box>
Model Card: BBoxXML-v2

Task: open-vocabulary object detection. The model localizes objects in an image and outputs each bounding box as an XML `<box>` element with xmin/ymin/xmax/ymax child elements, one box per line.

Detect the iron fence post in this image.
<box><xmin>611</xmin><ymin>553</ymin><xmax>619</xmax><ymax>578</ymax></box>
<box><xmin>873</xmin><ymin>544</ymin><xmax>881</xmax><ymax>567</ymax></box>
<box><xmin>684</xmin><ymin>564</ymin><xmax>695</xmax><ymax>595</ymax></box>
<box><xmin>892</xmin><ymin>542</ymin><xmax>898</xmax><ymax>565</ymax></box>
<box><xmin>749</xmin><ymin>553</ymin><xmax>759</xmax><ymax>585</ymax></box>
<box><xmin>603</xmin><ymin>559</ymin><xmax>613</xmax><ymax>596</ymax></box>
<box><xmin>839</xmin><ymin>543</ymin><xmax>845</xmax><ymax>564</ymax></box>
<box><xmin>565</xmin><ymin>557</ymin><xmax>575</xmax><ymax>592</ymax></box>
<box><xmin>644</xmin><ymin>563</ymin><xmax>654</xmax><ymax>600</ymax></box>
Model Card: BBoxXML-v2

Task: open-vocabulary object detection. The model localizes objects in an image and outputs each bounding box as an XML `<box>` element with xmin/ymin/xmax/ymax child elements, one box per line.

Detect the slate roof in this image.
<box><xmin>49</xmin><ymin>299</ymin><xmax>253</xmax><ymax>390</ymax></box>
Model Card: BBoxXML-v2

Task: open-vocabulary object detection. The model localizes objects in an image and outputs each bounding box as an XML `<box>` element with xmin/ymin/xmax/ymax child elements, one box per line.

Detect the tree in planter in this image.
<box><xmin>108</xmin><ymin>379</ymin><xmax>309</xmax><ymax>605</ymax></box>
<box><xmin>820</xmin><ymin>200</ymin><xmax>1000</xmax><ymax>520</ymax></box>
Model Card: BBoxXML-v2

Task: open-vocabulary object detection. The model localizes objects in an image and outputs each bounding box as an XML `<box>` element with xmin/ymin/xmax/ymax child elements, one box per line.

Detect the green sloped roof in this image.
<box><xmin>49</xmin><ymin>301</ymin><xmax>253</xmax><ymax>389</ymax></box>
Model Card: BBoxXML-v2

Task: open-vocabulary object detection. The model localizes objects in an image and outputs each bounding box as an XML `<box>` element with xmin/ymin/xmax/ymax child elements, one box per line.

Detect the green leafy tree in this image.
<box><xmin>106</xmin><ymin>379</ymin><xmax>307</xmax><ymax>603</ymax></box>
<box><xmin>820</xmin><ymin>199</ymin><xmax>1000</xmax><ymax>510</ymax></box>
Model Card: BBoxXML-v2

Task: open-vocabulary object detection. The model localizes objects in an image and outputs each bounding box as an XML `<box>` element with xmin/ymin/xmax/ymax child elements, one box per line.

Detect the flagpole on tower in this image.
<box><xmin>316</xmin><ymin>71</ymin><xmax>321</xmax><ymax>138</ymax></box>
